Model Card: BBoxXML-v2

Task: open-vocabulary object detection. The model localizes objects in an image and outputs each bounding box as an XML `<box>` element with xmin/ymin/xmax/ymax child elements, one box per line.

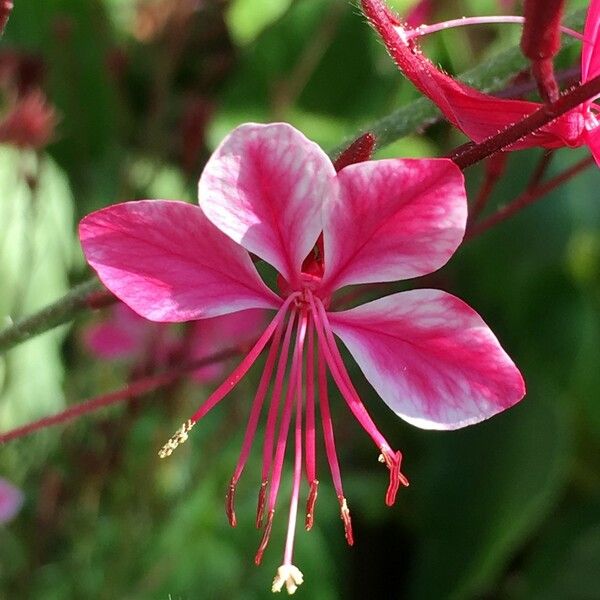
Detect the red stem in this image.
<box><xmin>0</xmin><ymin>348</ymin><xmax>240</xmax><ymax>444</ymax></box>
<box><xmin>451</xmin><ymin>73</ymin><xmax>600</xmax><ymax>169</ymax></box>
<box><xmin>466</xmin><ymin>155</ymin><xmax>594</xmax><ymax>240</ymax></box>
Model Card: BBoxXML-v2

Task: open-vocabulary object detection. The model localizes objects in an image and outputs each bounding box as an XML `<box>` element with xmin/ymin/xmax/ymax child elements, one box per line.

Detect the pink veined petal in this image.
<box><xmin>321</xmin><ymin>158</ymin><xmax>467</xmax><ymax>294</ymax></box>
<box><xmin>0</xmin><ymin>478</ymin><xmax>23</xmax><ymax>523</ymax></box>
<box><xmin>582</xmin><ymin>0</ymin><xmax>600</xmax><ymax>83</ymax></box>
<box><xmin>80</xmin><ymin>200</ymin><xmax>280</xmax><ymax>322</ymax></box>
<box><xmin>361</xmin><ymin>0</ymin><xmax>583</xmax><ymax>149</ymax></box>
<box><xmin>328</xmin><ymin>290</ymin><xmax>525</xmax><ymax>430</ymax></box>
<box><xmin>198</xmin><ymin>123</ymin><xmax>336</xmax><ymax>286</ymax></box>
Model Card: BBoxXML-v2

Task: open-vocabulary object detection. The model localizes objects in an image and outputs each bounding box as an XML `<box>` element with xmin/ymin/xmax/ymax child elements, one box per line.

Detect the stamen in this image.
<box><xmin>226</xmin><ymin>314</ymin><xmax>288</xmax><ymax>527</ymax></box>
<box><xmin>282</xmin><ymin>348</ymin><xmax>304</xmax><ymax>566</ymax></box>
<box><xmin>309</xmin><ymin>293</ymin><xmax>385</xmax><ymax>449</ymax></box>
<box><xmin>378</xmin><ymin>448</ymin><xmax>410</xmax><ymax>506</ymax></box>
<box><xmin>226</xmin><ymin>479</ymin><xmax>237</xmax><ymax>527</ymax></box>
<box><xmin>264</xmin><ymin>313</ymin><xmax>308</xmax><ymax>522</ymax></box>
<box><xmin>272</xmin><ymin>564</ymin><xmax>304</xmax><ymax>595</ymax></box>
<box><xmin>255</xmin><ymin>509</ymin><xmax>275</xmax><ymax>565</ymax></box>
<box><xmin>338</xmin><ymin>495</ymin><xmax>354</xmax><ymax>546</ymax></box>
<box><xmin>256</xmin><ymin>480</ymin><xmax>268</xmax><ymax>529</ymax></box>
<box><xmin>305</xmin><ymin>480</ymin><xmax>319</xmax><ymax>531</ymax></box>
<box><xmin>260</xmin><ymin>310</ymin><xmax>299</xmax><ymax>503</ymax></box>
<box><xmin>310</xmin><ymin>293</ymin><xmax>409</xmax><ymax>506</ymax></box>
<box><xmin>304</xmin><ymin>320</ymin><xmax>317</xmax><ymax>514</ymax></box>
<box><xmin>158</xmin><ymin>419</ymin><xmax>194</xmax><ymax>458</ymax></box>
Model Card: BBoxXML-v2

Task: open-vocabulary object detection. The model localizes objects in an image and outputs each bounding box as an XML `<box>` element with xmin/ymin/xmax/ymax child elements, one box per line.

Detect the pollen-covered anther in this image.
<box><xmin>158</xmin><ymin>419</ymin><xmax>195</xmax><ymax>458</ymax></box>
<box><xmin>271</xmin><ymin>564</ymin><xmax>304</xmax><ymax>595</ymax></box>
<box><xmin>338</xmin><ymin>495</ymin><xmax>354</xmax><ymax>546</ymax></box>
<box><xmin>304</xmin><ymin>479</ymin><xmax>319</xmax><ymax>530</ymax></box>
<box><xmin>378</xmin><ymin>447</ymin><xmax>409</xmax><ymax>506</ymax></box>
<box><xmin>226</xmin><ymin>479</ymin><xmax>237</xmax><ymax>527</ymax></box>
<box><xmin>255</xmin><ymin>508</ymin><xmax>275</xmax><ymax>565</ymax></box>
<box><xmin>256</xmin><ymin>479</ymin><xmax>268</xmax><ymax>528</ymax></box>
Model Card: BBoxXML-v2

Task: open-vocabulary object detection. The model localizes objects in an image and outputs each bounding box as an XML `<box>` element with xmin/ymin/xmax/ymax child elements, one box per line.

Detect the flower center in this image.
<box><xmin>158</xmin><ymin>290</ymin><xmax>408</xmax><ymax>594</ymax></box>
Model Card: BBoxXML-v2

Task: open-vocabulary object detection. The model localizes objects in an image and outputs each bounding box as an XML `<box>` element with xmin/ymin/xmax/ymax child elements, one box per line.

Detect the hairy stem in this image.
<box><xmin>0</xmin><ymin>279</ymin><xmax>115</xmax><ymax>354</ymax></box>
<box><xmin>451</xmin><ymin>72</ymin><xmax>600</xmax><ymax>169</ymax></box>
<box><xmin>331</xmin><ymin>8</ymin><xmax>585</xmax><ymax>155</ymax></box>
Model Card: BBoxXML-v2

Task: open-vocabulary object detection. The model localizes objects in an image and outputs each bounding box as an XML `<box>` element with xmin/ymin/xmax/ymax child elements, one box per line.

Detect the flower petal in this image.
<box><xmin>198</xmin><ymin>123</ymin><xmax>336</xmax><ymax>285</ymax></box>
<box><xmin>328</xmin><ymin>290</ymin><xmax>525</xmax><ymax>430</ymax></box>
<box><xmin>582</xmin><ymin>0</ymin><xmax>600</xmax><ymax>82</ymax></box>
<box><xmin>361</xmin><ymin>0</ymin><xmax>582</xmax><ymax>148</ymax></box>
<box><xmin>80</xmin><ymin>200</ymin><xmax>280</xmax><ymax>321</ymax></box>
<box><xmin>321</xmin><ymin>158</ymin><xmax>466</xmax><ymax>293</ymax></box>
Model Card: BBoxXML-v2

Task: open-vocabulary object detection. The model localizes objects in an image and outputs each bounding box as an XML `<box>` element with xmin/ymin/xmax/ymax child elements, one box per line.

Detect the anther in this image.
<box><xmin>226</xmin><ymin>478</ymin><xmax>237</xmax><ymax>527</ymax></box>
<box><xmin>254</xmin><ymin>509</ymin><xmax>275</xmax><ymax>565</ymax></box>
<box><xmin>338</xmin><ymin>495</ymin><xmax>354</xmax><ymax>546</ymax></box>
<box><xmin>305</xmin><ymin>479</ymin><xmax>319</xmax><ymax>531</ymax></box>
<box><xmin>272</xmin><ymin>564</ymin><xmax>304</xmax><ymax>595</ymax></box>
<box><xmin>256</xmin><ymin>479</ymin><xmax>268</xmax><ymax>528</ymax></box>
<box><xmin>378</xmin><ymin>448</ymin><xmax>410</xmax><ymax>506</ymax></box>
<box><xmin>158</xmin><ymin>419</ymin><xmax>194</xmax><ymax>458</ymax></box>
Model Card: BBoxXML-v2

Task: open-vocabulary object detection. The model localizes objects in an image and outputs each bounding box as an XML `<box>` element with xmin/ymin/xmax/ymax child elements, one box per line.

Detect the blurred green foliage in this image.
<box><xmin>1</xmin><ymin>1</ymin><xmax>599</xmax><ymax>599</ymax></box>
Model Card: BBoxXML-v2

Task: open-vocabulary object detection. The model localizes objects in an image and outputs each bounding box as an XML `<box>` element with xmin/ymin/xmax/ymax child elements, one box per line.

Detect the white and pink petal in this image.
<box><xmin>328</xmin><ymin>290</ymin><xmax>525</xmax><ymax>430</ymax></box>
<box><xmin>80</xmin><ymin>200</ymin><xmax>280</xmax><ymax>322</ymax></box>
<box><xmin>198</xmin><ymin>123</ymin><xmax>336</xmax><ymax>286</ymax></box>
<box><xmin>321</xmin><ymin>158</ymin><xmax>467</xmax><ymax>293</ymax></box>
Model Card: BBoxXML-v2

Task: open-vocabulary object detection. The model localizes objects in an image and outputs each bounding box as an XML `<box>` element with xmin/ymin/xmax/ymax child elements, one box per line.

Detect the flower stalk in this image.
<box><xmin>450</xmin><ymin>72</ymin><xmax>600</xmax><ymax>169</ymax></box>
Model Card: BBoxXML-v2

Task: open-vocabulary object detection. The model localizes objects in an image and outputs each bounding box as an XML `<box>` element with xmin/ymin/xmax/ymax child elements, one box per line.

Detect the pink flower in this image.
<box><xmin>361</xmin><ymin>0</ymin><xmax>600</xmax><ymax>164</ymax></box>
<box><xmin>0</xmin><ymin>477</ymin><xmax>23</xmax><ymax>523</ymax></box>
<box><xmin>79</xmin><ymin>123</ymin><xmax>525</xmax><ymax>592</ymax></box>
<box><xmin>84</xmin><ymin>302</ymin><xmax>265</xmax><ymax>382</ymax></box>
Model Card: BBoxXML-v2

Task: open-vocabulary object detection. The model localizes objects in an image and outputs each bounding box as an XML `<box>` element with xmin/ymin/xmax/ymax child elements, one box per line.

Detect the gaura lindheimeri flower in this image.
<box><xmin>361</xmin><ymin>0</ymin><xmax>600</xmax><ymax>165</ymax></box>
<box><xmin>79</xmin><ymin>123</ymin><xmax>525</xmax><ymax>593</ymax></box>
<box><xmin>0</xmin><ymin>477</ymin><xmax>23</xmax><ymax>524</ymax></box>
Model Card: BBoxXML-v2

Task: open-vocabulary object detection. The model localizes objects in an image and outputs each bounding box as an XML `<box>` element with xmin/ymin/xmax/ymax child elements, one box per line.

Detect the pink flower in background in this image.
<box><xmin>84</xmin><ymin>302</ymin><xmax>265</xmax><ymax>382</ymax></box>
<box><xmin>361</xmin><ymin>0</ymin><xmax>600</xmax><ymax>164</ymax></box>
<box><xmin>0</xmin><ymin>478</ymin><xmax>23</xmax><ymax>523</ymax></box>
<box><xmin>79</xmin><ymin>122</ymin><xmax>525</xmax><ymax>593</ymax></box>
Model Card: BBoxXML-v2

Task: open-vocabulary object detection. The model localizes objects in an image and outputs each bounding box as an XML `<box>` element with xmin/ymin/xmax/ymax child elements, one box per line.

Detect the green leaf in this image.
<box><xmin>226</xmin><ymin>0</ymin><xmax>293</xmax><ymax>46</ymax></box>
<box><xmin>0</xmin><ymin>147</ymin><xmax>75</xmax><ymax>430</ymax></box>
<box><xmin>407</xmin><ymin>391</ymin><xmax>570</xmax><ymax>599</ymax></box>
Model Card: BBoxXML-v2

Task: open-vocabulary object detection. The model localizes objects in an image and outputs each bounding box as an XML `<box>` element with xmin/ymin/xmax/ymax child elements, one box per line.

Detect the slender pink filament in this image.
<box><xmin>312</xmin><ymin>294</ymin><xmax>408</xmax><ymax>505</ymax></box>
<box><xmin>316</xmin><ymin>341</ymin><xmax>344</xmax><ymax>497</ymax></box>
<box><xmin>226</xmin><ymin>312</ymin><xmax>288</xmax><ymax>527</ymax></box>
<box><xmin>308</xmin><ymin>292</ymin><xmax>387</xmax><ymax>450</ymax></box>
<box><xmin>283</xmin><ymin>340</ymin><xmax>304</xmax><ymax>566</ymax></box>
<box><xmin>304</xmin><ymin>319</ymin><xmax>317</xmax><ymax>487</ymax></box>
<box><xmin>265</xmin><ymin>312</ymin><xmax>308</xmax><ymax>516</ymax></box>
<box><xmin>401</xmin><ymin>16</ymin><xmax>584</xmax><ymax>43</ymax></box>
<box><xmin>260</xmin><ymin>310</ymin><xmax>298</xmax><ymax>485</ymax></box>
<box><xmin>255</xmin><ymin>310</ymin><xmax>308</xmax><ymax>563</ymax></box>
<box><xmin>189</xmin><ymin>293</ymin><xmax>299</xmax><ymax>424</ymax></box>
